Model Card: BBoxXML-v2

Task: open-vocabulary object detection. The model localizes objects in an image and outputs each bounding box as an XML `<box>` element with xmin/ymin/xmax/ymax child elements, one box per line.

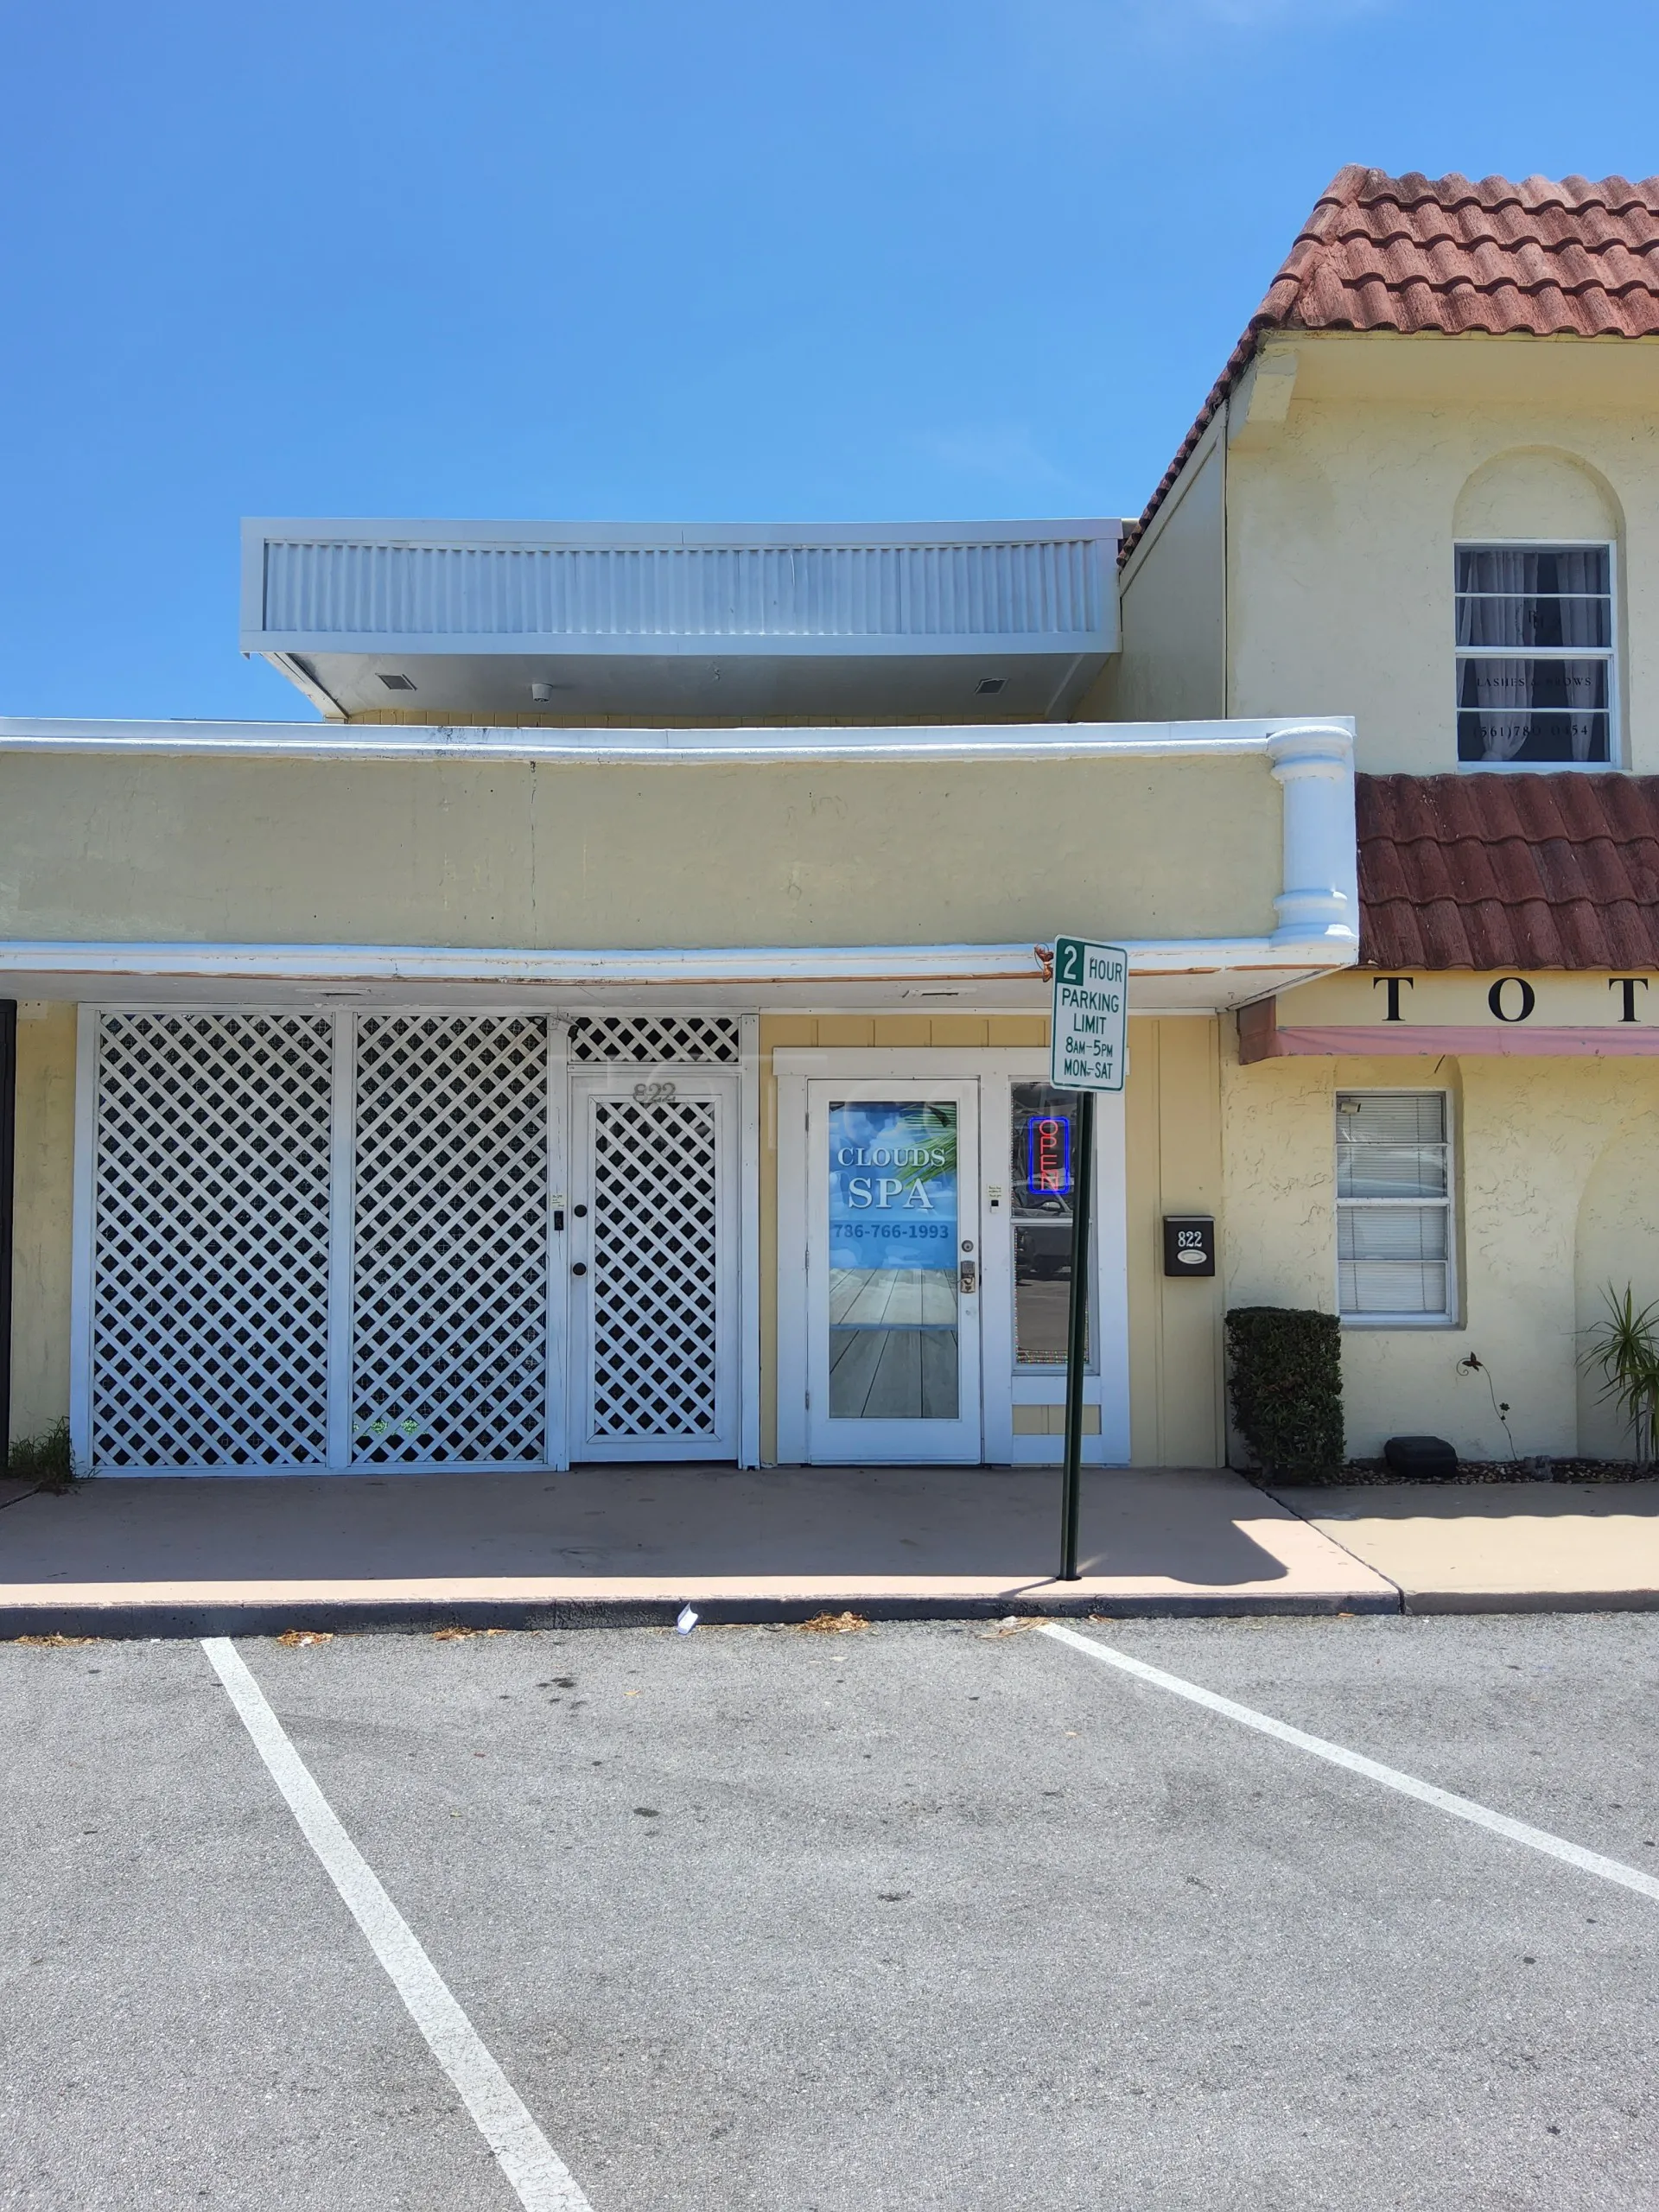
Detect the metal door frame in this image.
<box><xmin>802</xmin><ymin>1074</ymin><xmax>982</xmax><ymax>1465</ymax></box>
<box><xmin>773</xmin><ymin>1046</ymin><xmax>1130</xmax><ymax>1468</ymax></box>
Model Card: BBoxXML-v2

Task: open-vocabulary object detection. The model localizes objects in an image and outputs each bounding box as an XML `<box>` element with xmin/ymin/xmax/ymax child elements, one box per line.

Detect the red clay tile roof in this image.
<box><xmin>1358</xmin><ymin>773</ymin><xmax>1659</xmax><ymax>970</ymax></box>
<box><xmin>1126</xmin><ymin>167</ymin><xmax>1659</xmax><ymax>562</ymax></box>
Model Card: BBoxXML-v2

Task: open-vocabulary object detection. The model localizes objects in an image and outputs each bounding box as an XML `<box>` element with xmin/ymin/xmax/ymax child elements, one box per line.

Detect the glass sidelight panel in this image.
<box><xmin>1011</xmin><ymin>1081</ymin><xmax>1093</xmax><ymax>1369</ymax></box>
<box><xmin>827</xmin><ymin>1100</ymin><xmax>959</xmax><ymax>1419</ymax></box>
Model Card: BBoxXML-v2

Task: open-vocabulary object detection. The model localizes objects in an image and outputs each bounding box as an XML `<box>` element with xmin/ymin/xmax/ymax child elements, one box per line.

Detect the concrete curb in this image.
<box><xmin>1401</xmin><ymin>1588</ymin><xmax>1659</xmax><ymax>1615</ymax></box>
<box><xmin>0</xmin><ymin>1587</ymin><xmax>1405</xmax><ymax>1639</ymax></box>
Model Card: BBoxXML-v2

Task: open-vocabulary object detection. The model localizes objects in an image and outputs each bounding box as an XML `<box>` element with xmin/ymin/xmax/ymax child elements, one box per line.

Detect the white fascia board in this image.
<box><xmin>0</xmin><ymin>715</ymin><xmax>1345</xmax><ymax>766</ymax></box>
<box><xmin>243</xmin><ymin>515</ymin><xmax>1125</xmax><ymax>550</ymax></box>
<box><xmin>250</xmin><ymin>629</ymin><xmax>1115</xmax><ymax>661</ymax></box>
<box><xmin>0</xmin><ymin>936</ymin><xmax>1355</xmax><ymax>989</ymax></box>
<box><xmin>240</xmin><ymin>517</ymin><xmax>1125</xmax><ymax>660</ymax></box>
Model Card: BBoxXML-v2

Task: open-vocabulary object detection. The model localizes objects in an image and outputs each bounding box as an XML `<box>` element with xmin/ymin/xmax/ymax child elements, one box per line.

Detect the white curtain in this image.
<box><xmin>1458</xmin><ymin>549</ymin><xmax>1609</xmax><ymax>758</ymax></box>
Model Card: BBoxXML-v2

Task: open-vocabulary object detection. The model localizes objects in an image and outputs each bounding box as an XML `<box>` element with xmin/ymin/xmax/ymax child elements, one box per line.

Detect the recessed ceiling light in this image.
<box><xmin>379</xmin><ymin>673</ymin><xmax>416</xmax><ymax>691</ymax></box>
<box><xmin>976</xmin><ymin>677</ymin><xmax>1006</xmax><ymax>696</ymax></box>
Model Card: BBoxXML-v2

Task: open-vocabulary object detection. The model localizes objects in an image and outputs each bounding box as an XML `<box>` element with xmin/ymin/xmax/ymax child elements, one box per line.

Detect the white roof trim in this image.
<box><xmin>0</xmin><ymin>937</ymin><xmax>1354</xmax><ymax>987</ymax></box>
<box><xmin>0</xmin><ymin>715</ymin><xmax>1350</xmax><ymax>765</ymax></box>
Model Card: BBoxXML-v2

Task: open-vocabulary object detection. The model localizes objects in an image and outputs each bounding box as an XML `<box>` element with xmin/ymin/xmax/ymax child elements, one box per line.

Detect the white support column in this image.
<box><xmin>1266</xmin><ymin>721</ymin><xmax>1359</xmax><ymax>950</ymax></box>
<box><xmin>544</xmin><ymin>1019</ymin><xmax>571</xmax><ymax>1471</ymax></box>
<box><xmin>324</xmin><ymin>1011</ymin><xmax>357</xmax><ymax>1470</ymax></box>
<box><xmin>737</xmin><ymin>1013</ymin><xmax>761</xmax><ymax>1470</ymax></box>
<box><xmin>68</xmin><ymin>1005</ymin><xmax>99</xmax><ymax>1473</ymax></box>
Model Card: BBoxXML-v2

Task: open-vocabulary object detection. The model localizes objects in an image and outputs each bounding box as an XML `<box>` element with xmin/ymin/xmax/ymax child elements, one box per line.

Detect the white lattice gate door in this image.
<box><xmin>87</xmin><ymin>1013</ymin><xmax>335</xmax><ymax>1469</ymax></box>
<box><xmin>350</xmin><ymin>1016</ymin><xmax>551</xmax><ymax>1465</ymax></box>
<box><xmin>569</xmin><ymin>1069</ymin><xmax>738</xmax><ymax>1460</ymax></box>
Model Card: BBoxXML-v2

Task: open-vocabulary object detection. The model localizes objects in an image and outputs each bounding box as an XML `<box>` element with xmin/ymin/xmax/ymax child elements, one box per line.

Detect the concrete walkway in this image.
<box><xmin>1285</xmin><ymin>1478</ymin><xmax>1659</xmax><ymax>1612</ymax></box>
<box><xmin>0</xmin><ymin>1464</ymin><xmax>1394</xmax><ymax>1636</ymax></box>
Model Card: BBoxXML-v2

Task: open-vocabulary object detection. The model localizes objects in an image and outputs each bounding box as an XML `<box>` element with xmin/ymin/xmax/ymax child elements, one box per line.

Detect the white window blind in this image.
<box><xmin>1336</xmin><ymin>1092</ymin><xmax>1452</xmax><ymax>1319</ymax></box>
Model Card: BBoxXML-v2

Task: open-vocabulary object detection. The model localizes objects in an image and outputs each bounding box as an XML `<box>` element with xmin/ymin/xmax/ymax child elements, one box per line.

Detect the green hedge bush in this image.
<box><xmin>1224</xmin><ymin>1306</ymin><xmax>1344</xmax><ymax>1481</ymax></box>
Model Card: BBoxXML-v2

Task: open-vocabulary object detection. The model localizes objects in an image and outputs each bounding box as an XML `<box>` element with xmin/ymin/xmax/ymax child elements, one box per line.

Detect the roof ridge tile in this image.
<box><xmin>1126</xmin><ymin>165</ymin><xmax>1659</xmax><ymax>561</ymax></box>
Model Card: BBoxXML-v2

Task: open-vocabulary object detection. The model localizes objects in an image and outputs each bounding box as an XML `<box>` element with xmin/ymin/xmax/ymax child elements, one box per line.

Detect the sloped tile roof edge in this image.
<box><xmin>1357</xmin><ymin>772</ymin><xmax>1659</xmax><ymax>971</ymax></box>
<box><xmin>1122</xmin><ymin>164</ymin><xmax>1659</xmax><ymax>567</ymax></box>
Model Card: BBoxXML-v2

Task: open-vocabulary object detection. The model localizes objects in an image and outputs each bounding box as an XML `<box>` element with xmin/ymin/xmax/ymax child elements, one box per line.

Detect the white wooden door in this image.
<box><xmin>805</xmin><ymin>1078</ymin><xmax>982</xmax><ymax>1464</ymax></box>
<box><xmin>568</xmin><ymin>1069</ymin><xmax>739</xmax><ymax>1461</ymax></box>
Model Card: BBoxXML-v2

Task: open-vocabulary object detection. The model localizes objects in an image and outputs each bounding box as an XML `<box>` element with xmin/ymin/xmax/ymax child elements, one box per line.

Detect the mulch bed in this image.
<box><xmin>1270</xmin><ymin>1459</ymin><xmax>1655</xmax><ymax>1488</ymax></box>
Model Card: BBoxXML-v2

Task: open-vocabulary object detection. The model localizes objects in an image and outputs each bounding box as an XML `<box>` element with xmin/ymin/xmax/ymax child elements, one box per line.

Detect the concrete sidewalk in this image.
<box><xmin>1285</xmin><ymin>1478</ymin><xmax>1659</xmax><ymax>1613</ymax></box>
<box><xmin>0</xmin><ymin>1463</ymin><xmax>1394</xmax><ymax>1636</ymax></box>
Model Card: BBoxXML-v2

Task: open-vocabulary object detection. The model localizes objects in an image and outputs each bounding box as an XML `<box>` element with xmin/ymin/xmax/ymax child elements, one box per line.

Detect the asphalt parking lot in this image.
<box><xmin>5</xmin><ymin>1613</ymin><xmax>1659</xmax><ymax>2211</ymax></box>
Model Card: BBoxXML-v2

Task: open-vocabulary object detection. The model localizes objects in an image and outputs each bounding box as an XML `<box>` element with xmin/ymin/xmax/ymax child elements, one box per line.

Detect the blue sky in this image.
<box><xmin>3</xmin><ymin>0</ymin><xmax>1656</xmax><ymax>720</ymax></box>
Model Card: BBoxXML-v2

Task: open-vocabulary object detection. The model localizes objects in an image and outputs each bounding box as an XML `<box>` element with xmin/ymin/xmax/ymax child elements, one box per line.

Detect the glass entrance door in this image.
<box><xmin>805</xmin><ymin>1080</ymin><xmax>981</xmax><ymax>1463</ymax></box>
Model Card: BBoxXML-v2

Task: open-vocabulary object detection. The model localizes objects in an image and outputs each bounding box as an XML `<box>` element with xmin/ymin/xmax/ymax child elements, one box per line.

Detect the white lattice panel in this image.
<box><xmin>570</xmin><ymin>1016</ymin><xmax>740</xmax><ymax>1065</ymax></box>
<box><xmin>588</xmin><ymin>1096</ymin><xmax>721</xmax><ymax>1438</ymax></box>
<box><xmin>90</xmin><ymin>1014</ymin><xmax>334</xmax><ymax>1467</ymax></box>
<box><xmin>352</xmin><ymin>1017</ymin><xmax>549</xmax><ymax>1464</ymax></box>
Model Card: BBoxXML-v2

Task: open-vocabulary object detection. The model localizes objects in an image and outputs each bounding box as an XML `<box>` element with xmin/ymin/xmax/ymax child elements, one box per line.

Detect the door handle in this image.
<box><xmin>571</xmin><ymin>1262</ymin><xmax>588</xmax><ymax>1277</ymax></box>
<box><xmin>959</xmin><ymin>1262</ymin><xmax>978</xmax><ymax>1295</ymax></box>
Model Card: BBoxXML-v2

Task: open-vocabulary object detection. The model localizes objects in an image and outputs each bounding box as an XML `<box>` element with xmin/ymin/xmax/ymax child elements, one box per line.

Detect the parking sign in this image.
<box><xmin>1050</xmin><ymin>938</ymin><xmax>1128</xmax><ymax>1091</ymax></box>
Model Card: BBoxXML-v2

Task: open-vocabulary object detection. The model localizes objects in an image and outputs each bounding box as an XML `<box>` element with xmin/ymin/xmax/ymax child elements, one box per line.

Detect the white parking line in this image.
<box><xmin>1039</xmin><ymin>1622</ymin><xmax>1659</xmax><ymax>1905</ymax></box>
<box><xmin>201</xmin><ymin>1637</ymin><xmax>594</xmax><ymax>2212</ymax></box>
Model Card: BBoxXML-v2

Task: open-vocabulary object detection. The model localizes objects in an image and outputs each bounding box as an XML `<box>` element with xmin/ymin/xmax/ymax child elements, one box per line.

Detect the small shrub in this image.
<box><xmin>1225</xmin><ymin>1306</ymin><xmax>1344</xmax><ymax>1481</ymax></box>
<box><xmin>7</xmin><ymin>1417</ymin><xmax>77</xmax><ymax>1492</ymax></box>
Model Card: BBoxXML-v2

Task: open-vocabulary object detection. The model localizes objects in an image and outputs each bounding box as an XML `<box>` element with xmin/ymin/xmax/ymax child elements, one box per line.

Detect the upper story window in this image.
<box><xmin>1456</xmin><ymin>543</ymin><xmax>1614</xmax><ymax>767</ymax></box>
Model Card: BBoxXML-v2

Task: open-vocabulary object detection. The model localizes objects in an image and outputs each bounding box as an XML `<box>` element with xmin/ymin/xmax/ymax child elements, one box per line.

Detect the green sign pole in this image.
<box><xmin>1049</xmin><ymin>935</ymin><xmax>1123</xmax><ymax>1587</ymax></box>
<box><xmin>1059</xmin><ymin>1087</ymin><xmax>1095</xmax><ymax>1582</ymax></box>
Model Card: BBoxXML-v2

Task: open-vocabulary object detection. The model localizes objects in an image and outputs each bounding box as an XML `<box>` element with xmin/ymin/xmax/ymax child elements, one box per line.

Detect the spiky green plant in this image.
<box><xmin>1579</xmin><ymin>1284</ymin><xmax>1659</xmax><ymax>1465</ymax></box>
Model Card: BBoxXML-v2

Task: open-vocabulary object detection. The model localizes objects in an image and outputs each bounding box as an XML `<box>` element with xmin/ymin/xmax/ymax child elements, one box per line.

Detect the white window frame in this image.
<box><xmin>1335</xmin><ymin>1086</ymin><xmax>1457</xmax><ymax>1330</ymax></box>
<box><xmin>1453</xmin><ymin>537</ymin><xmax>1619</xmax><ymax>773</ymax></box>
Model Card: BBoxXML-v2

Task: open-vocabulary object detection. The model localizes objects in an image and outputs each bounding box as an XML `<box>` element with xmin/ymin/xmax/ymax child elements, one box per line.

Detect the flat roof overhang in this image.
<box><xmin>0</xmin><ymin>714</ymin><xmax>1357</xmax><ymax>1014</ymax></box>
<box><xmin>241</xmin><ymin>518</ymin><xmax>1122</xmax><ymax>725</ymax></box>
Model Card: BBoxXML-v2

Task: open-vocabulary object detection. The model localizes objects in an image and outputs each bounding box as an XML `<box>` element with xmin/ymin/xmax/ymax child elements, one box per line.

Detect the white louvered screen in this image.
<box><xmin>89</xmin><ymin>1014</ymin><xmax>334</xmax><ymax>1467</ymax></box>
<box><xmin>351</xmin><ymin>1016</ymin><xmax>550</xmax><ymax>1464</ymax></box>
<box><xmin>586</xmin><ymin>1095</ymin><xmax>722</xmax><ymax>1440</ymax></box>
<box><xmin>570</xmin><ymin>1016</ymin><xmax>741</xmax><ymax>1065</ymax></box>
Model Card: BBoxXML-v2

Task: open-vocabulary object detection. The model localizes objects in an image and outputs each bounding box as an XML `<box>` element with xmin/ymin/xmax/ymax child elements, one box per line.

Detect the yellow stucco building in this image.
<box><xmin>4</xmin><ymin>165</ymin><xmax>1658</xmax><ymax>1477</ymax></box>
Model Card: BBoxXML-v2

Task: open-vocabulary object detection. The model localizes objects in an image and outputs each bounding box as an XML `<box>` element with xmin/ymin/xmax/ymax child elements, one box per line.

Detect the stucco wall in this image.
<box><xmin>1224</xmin><ymin>332</ymin><xmax>1659</xmax><ymax>773</ymax></box>
<box><xmin>9</xmin><ymin>1002</ymin><xmax>75</xmax><ymax>1444</ymax></box>
<box><xmin>0</xmin><ymin>749</ymin><xmax>1281</xmax><ymax>950</ymax></box>
<box><xmin>1575</xmin><ymin>1111</ymin><xmax>1659</xmax><ymax>1457</ymax></box>
<box><xmin>1222</xmin><ymin>1026</ymin><xmax>1659</xmax><ymax>1460</ymax></box>
<box><xmin>1085</xmin><ymin>429</ymin><xmax>1225</xmax><ymax>726</ymax></box>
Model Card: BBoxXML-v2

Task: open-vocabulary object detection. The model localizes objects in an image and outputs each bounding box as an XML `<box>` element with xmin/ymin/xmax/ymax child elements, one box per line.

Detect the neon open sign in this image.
<box><xmin>1026</xmin><ymin>1113</ymin><xmax>1072</xmax><ymax>1198</ymax></box>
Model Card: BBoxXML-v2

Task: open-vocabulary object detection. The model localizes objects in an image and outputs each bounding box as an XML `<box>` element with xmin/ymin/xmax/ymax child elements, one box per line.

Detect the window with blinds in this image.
<box><xmin>1336</xmin><ymin>1092</ymin><xmax>1452</xmax><ymax>1321</ymax></box>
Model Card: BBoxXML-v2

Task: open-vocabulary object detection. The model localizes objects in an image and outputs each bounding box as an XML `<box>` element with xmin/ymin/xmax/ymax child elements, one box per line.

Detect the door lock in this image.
<box><xmin>958</xmin><ymin>1261</ymin><xmax>978</xmax><ymax>1295</ymax></box>
<box><xmin>571</xmin><ymin>1262</ymin><xmax>588</xmax><ymax>1277</ymax></box>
